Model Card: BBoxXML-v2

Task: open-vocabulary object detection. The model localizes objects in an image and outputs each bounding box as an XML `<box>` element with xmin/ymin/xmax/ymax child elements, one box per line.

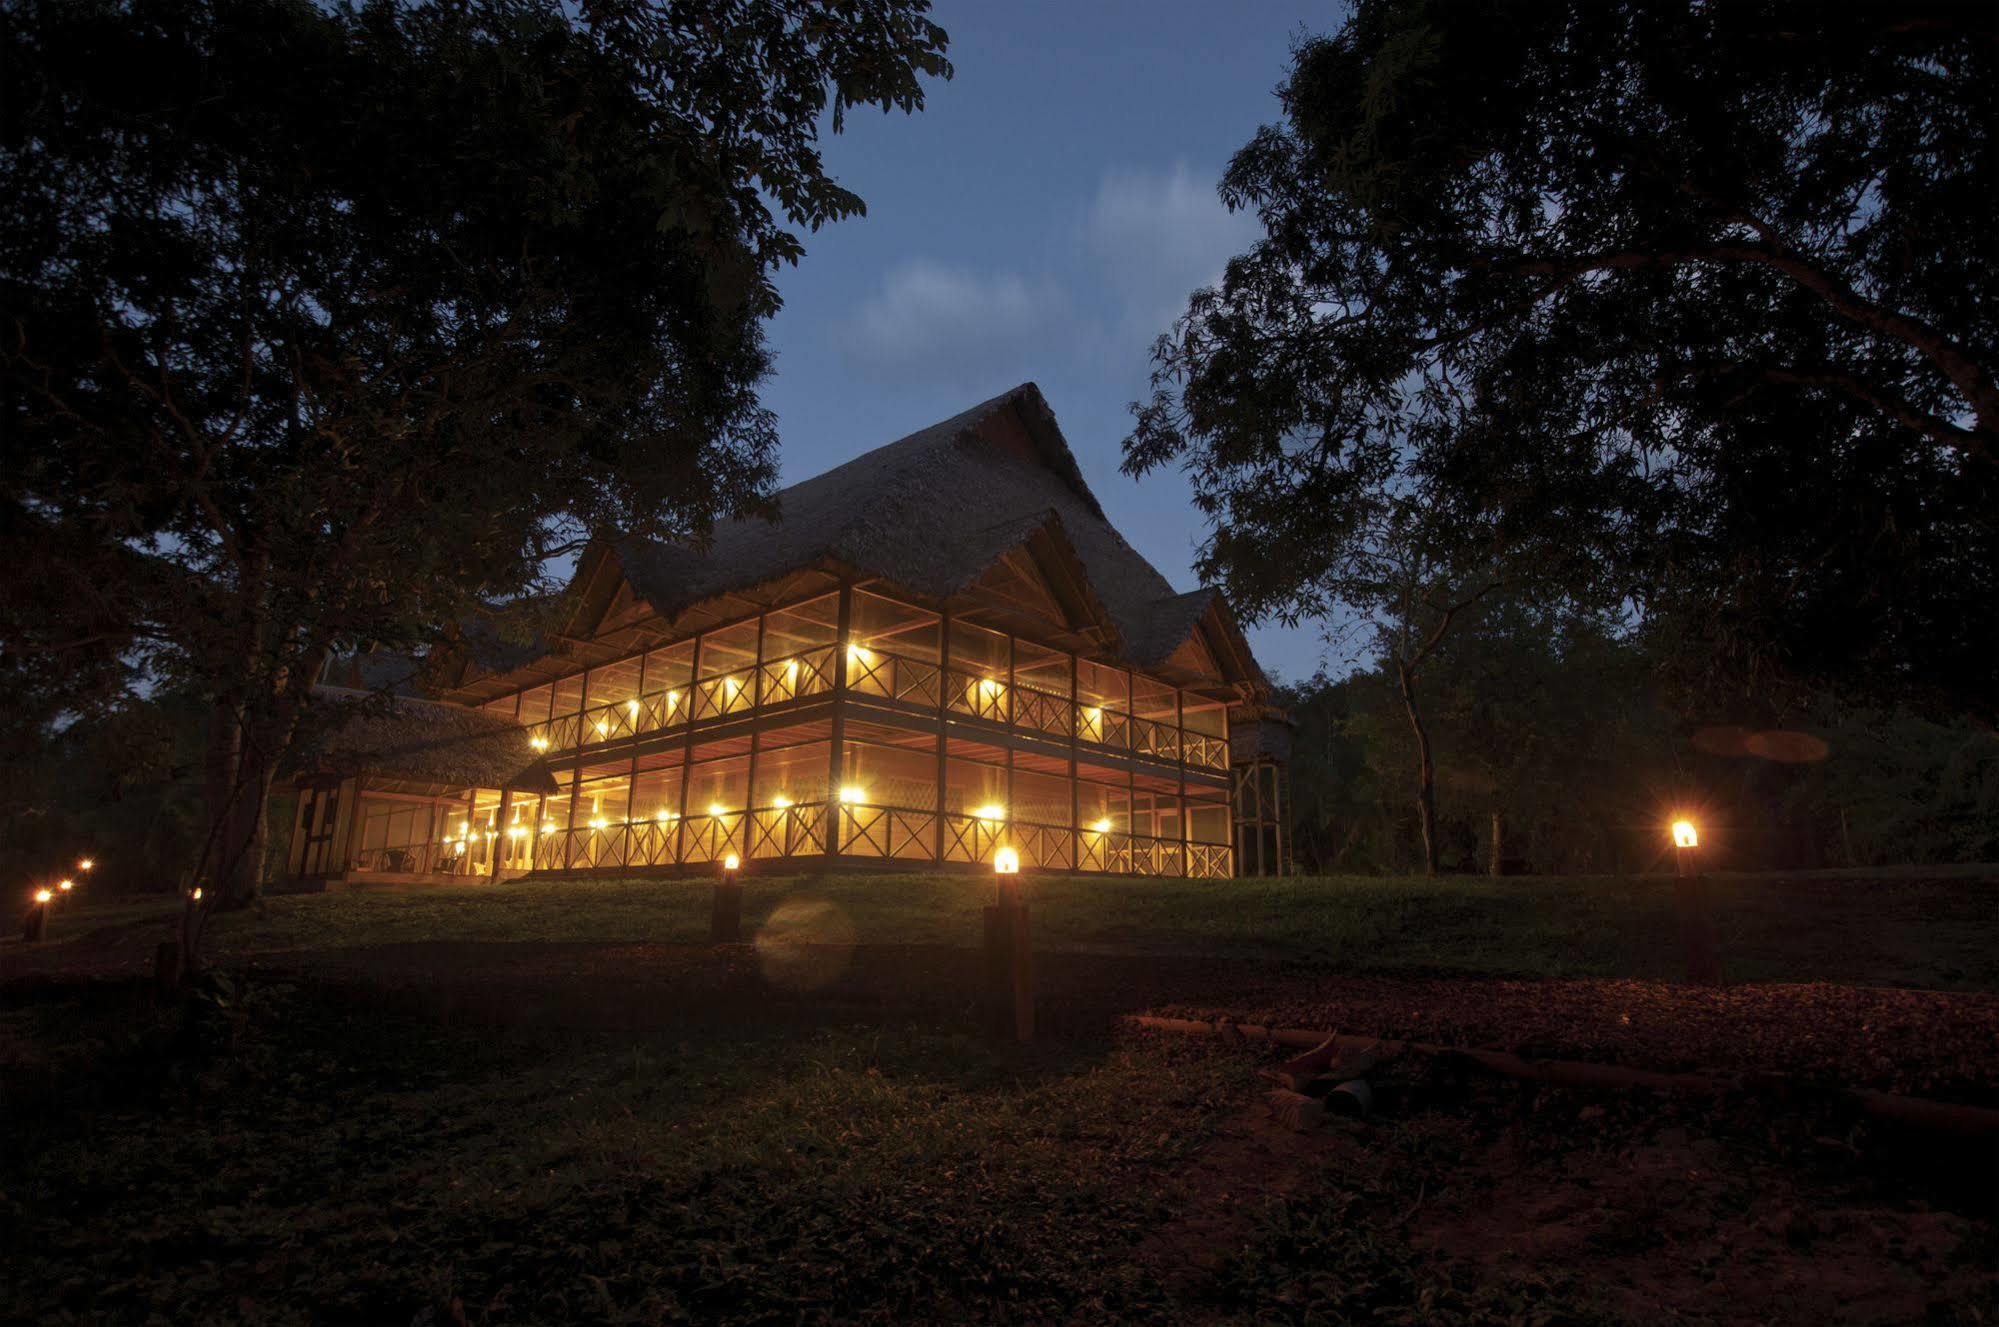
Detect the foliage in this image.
<box><xmin>0</xmin><ymin>0</ymin><xmax>950</xmax><ymax>910</ymax></box>
<box><xmin>1125</xmin><ymin>0</ymin><xmax>1997</xmax><ymax>722</ymax></box>
<box><xmin>11</xmin><ymin>865</ymin><xmax>1999</xmax><ymax>992</ymax></box>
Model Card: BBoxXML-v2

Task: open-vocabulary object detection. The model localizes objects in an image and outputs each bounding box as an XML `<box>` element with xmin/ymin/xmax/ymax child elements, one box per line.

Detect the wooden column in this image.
<box><xmin>824</xmin><ymin>583</ymin><xmax>853</xmax><ymax>860</ymax></box>
<box><xmin>491</xmin><ymin>787</ymin><xmax>512</xmax><ymax>880</ymax></box>
<box><xmin>933</xmin><ymin>606</ymin><xmax>951</xmax><ymax>865</ymax></box>
<box><xmin>673</xmin><ymin>630</ymin><xmax>702</xmax><ymax>867</ymax></box>
<box><xmin>1067</xmin><ymin>651</ymin><xmax>1080</xmax><ymax>870</ymax></box>
<box><xmin>743</xmin><ymin>609</ymin><xmax>767</xmax><ymax>858</ymax></box>
<box><xmin>562</xmin><ymin>667</ymin><xmax>590</xmax><ymax>870</ymax></box>
<box><xmin>340</xmin><ymin>776</ymin><xmax>367</xmax><ymax>877</ymax></box>
<box><xmin>1175</xmin><ymin>687</ymin><xmax>1188</xmax><ymax>877</ymax></box>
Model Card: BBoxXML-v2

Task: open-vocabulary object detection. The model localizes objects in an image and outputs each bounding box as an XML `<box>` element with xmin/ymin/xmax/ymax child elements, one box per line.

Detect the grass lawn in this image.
<box><xmin>9</xmin><ymin>867</ymin><xmax>1997</xmax><ymax>990</ymax></box>
<box><xmin>4</xmin><ymin>987</ymin><xmax>1992</xmax><ymax>1325</ymax></box>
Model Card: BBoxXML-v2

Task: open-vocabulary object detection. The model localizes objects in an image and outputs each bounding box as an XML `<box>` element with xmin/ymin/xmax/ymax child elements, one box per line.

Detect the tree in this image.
<box><xmin>0</xmin><ymin>0</ymin><xmax>950</xmax><ymax>950</ymax></box>
<box><xmin>1125</xmin><ymin>0</ymin><xmax>1996</xmax><ymax>725</ymax></box>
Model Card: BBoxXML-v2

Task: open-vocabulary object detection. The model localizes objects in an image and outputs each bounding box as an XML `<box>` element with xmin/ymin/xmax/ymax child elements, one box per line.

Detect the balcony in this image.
<box><xmin>527</xmin><ymin>641</ymin><xmax>1231</xmax><ymax>773</ymax></box>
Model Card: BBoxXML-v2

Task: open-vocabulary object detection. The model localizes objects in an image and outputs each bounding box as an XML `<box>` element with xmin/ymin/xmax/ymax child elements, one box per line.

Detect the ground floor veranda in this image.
<box><xmin>292</xmin><ymin>695</ymin><xmax>1242</xmax><ymax>884</ymax></box>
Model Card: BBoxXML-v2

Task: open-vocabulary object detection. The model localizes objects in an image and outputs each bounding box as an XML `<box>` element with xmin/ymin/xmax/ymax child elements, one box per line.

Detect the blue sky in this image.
<box><xmin>757</xmin><ymin>0</ymin><xmax>1347</xmax><ymax>685</ymax></box>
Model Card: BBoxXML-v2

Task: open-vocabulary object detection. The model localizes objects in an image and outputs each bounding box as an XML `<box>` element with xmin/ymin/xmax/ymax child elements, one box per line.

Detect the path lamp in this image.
<box><xmin>1668</xmin><ymin>817</ymin><xmax>1722</xmax><ymax>986</ymax></box>
<box><xmin>23</xmin><ymin>887</ymin><xmax>52</xmax><ymax>943</ymax></box>
<box><xmin>984</xmin><ymin>846</ymin><xmax>1034</xmax><ymax>1042</ymax></box>
<box><xmin>55</xmin><ymin>877</ymin><xmax>74</xmax><ymax>910</ymax></box>
<box><xmin>711</xmin><ymin>852</ymin><xmax>743</xmax><ymax>945</ymax></box>
<box><xmin>77</xmin><ymin>856</ymin><xmax>95</xmax><ymax>873</ymax></box>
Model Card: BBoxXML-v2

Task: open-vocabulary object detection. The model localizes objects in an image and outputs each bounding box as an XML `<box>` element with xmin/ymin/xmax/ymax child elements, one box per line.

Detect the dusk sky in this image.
<box><xmin>759</xmin><ymin>0</ymin><xmax>1344</xmax><ymax>685</ymax></box>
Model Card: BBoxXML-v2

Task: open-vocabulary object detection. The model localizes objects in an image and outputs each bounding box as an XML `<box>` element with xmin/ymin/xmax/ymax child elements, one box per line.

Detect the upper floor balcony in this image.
<box><xmin>488</xmin><ymin>588</ymin><xmax>1233</xmax><ymax>776</ymax></box>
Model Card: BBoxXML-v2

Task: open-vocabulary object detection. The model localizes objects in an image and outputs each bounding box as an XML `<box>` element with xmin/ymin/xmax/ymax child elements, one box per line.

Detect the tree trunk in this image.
<box><xmin>1395</xmin><ymin>660</ymin><xmax>1438</xmax><ymax>877</ymax></box>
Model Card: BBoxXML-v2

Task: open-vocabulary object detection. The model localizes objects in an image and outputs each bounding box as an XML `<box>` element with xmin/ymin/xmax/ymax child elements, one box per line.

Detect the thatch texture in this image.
<box><xmin>611</xmin><ymin>383</ymin><xmax>1264</xmax><ymax>677</ymax></box>
<box><xmin>299</xmin><ymin>700</ymin><xmax>554</xmax><ymax>792</ymax></box>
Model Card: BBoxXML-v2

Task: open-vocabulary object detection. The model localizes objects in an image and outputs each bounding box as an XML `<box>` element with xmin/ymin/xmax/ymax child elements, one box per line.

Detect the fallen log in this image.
<box><xmin>1127</xmin><ymin>1015</ymin><xmax>1999</xmax><ymax>1139</ymax></box>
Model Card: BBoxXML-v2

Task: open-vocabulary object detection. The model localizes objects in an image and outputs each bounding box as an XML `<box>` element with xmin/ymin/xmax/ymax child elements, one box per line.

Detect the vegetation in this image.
<box><xmin>0</xmin><ymin>0</ymin><xmax>950</xmax><ymax>926</ymax></box>
<box><xmin>3</xmin><ymin>985</ymin><xmax>1991</xmax><ymax>1324</ymax></box>
<box><xmin>1274</xmin><ymin>602</ymin><xmax>1999</xmax><ymax>877</ymax></box>
<box><xmin>11</xmin><ymin>868</ymin><xmax>1997</xmax><ymax>992</ymax></box>
<box><xmin>1125</xmin><ymin>0</ymin><xmax>1997</xmax><ymax>743</ymax></box>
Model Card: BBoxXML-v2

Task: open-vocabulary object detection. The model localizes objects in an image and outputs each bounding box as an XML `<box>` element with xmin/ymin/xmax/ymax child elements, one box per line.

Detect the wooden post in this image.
<box><xmin>1673</xmin><ymin>840</ymin><xmax>1722</xmax><ymax>986</ymax></box>
<box><xmin>491</xmin><ymin>787</ymin><xmax>512</xmax><ymax>881</ymax></box>
<box><xmin>825</xmin><ymin>583</ymin><xmax>853</xmax><ymax>860</ymax></box>
<box><xmin>983</xmin><ymin>894</ymin><xmax>1033</xmax><ymax>1042</ymax></box>
<box><xmin>674</xmin><ymin>630</ymin><xmax>702</xmax><ymax>867</ymax></box>
<box><xmin>1488</xmin><ymin>811</ymin><xmax>1502</xmax><ymax>878</ymax></box>
<box><xmin>711</xmin><ymin>863</ymin><xmax>743</xmax><ymax>944</ymax></box>
<box><xmin>22</xmin><ymin>898</ymin><xmax>48</xmax><ymax>943</ymax></box>
<box><xmin>743</xmin><ymin>609</ymin><xmax>766</xmax><ymax>861</ymax></box>
<box><xmin>934</xmin><ymin>605</ymin><xmax>951</xmax><ymax>865</ymax></box>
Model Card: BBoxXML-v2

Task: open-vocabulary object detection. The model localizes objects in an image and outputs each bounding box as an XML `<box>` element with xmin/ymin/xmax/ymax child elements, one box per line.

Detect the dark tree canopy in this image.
<box><xmin>1126</xmin><ymin>0</ymin><xmax>1996</xmax><ymax>722</ymax></box>
<box><xmin>0</xmin><ymin>0</ymin><xmax>949</xmax><ymax>906</ymax></box>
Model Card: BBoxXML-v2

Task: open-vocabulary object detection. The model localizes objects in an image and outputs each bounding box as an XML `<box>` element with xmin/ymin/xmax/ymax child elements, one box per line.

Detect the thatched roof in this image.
<box><xmin>297</xmin><ymin>700</ymin><xmax>556</xmax><ymax>793</ymax></box>
<box><xmin>609</xmin><ymin>383</ymin><xmax>1264</xmax><ymax>678</ymax></box>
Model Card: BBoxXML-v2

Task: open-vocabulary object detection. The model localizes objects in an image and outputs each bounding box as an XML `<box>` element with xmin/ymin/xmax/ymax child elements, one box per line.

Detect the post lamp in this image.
<box><xmin>1668</xmin><ymin>816</ymin><xmax>1722</xmax><ymax>986</ymax></box>
<box><xmin>55</xmin><ymin>877</ymin><xmax>75</xmax><ymax>910</ymax></box>
<box><xmin>24</xmin><ymin>887</ymin><xmax>52</xmax><ymax>943</ymax></box>
<box><xmin>711</xmin><ymin>852</ymin><xmax>743</xmax><ymax>945</ymax></box>
<box><xmin>984</xmin><ymin>846</ymin><xmax>1034</xmax><ymax>1042</ymax></box>
<box><xmin>78</xmin><ymin>856</ymin><xmax>95</xmax><ymax>873</ymax></box>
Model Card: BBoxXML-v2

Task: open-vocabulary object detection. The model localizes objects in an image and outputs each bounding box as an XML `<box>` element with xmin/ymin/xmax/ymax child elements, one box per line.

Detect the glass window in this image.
<box><xmin>763</xmin><ymin>594</ymin><xmax>839</xmax><ymax>659</ymax></box>
<box><xmin>839</xmin><ymin>741</ymin><xmax>938</xmax><ymax>811</ymax></box>
<box><xmin>1076</xmin><ymin>659</ymin><xmax>1129</xmax><ymax>712</ymax></box>
<box><xmin>698</xmin><ymin>618</ymin><xmax>760</xmax><ymax>679</ymax></box>
<box><xmin>944</xmin><ymin>755</ymin><xmax>1007</xmax><ymax>818</ymax></box>
<box><xmin>588</xmin><ymin>657</ymin><xmax>642</xmax><ymax>707</ymax></box>
<box><xmin>1011</xmin><ymin>768</ymin><xmax>1071</xmax><ymax>828</ymax></box>
<box><xmin>752</xmin><ymin>739</ymin><xmax>830</xmax><ymax>809</ymax></box>
<box><xmin>644</xmin><ymin>640</ymin><xmax>695</xmax><ymax>694</ymax></box>
<box><xmin>947</xmin><ymin>620</ymin><xmax>1008</xmax><ymax>675</ymax></box>
<box><xmin>687</xmin><ymin>751</ymin><xmax>751</xmax><ymax>816</ymax></box>
<box><xmin>517</xmin><ymin>685</ymin><xmax>554</xmax><ymax>723</ymax></box>
<box><xmin>1132</xmin><ymin>674</ymin><xmax>1177</xmax><ymax>724</ymax></box>
<box><xmin>631</xmin><ymin>753</ymin><xmax>684</xmax><ymax>825</ymax></box>
<box><xmin>1182</xmin><ymin>696</ymin><xmax>1228</xmax><ymax>737</ymax></box>
<box><xmin>851</xmin><ymin>591</ymin><xmax>939</xmax><ymax>662</ymax></box>
<box><xmin>1012</xmin><ymin>638</ymin><xmax>1070</xmax><ymax>699</ymax></box>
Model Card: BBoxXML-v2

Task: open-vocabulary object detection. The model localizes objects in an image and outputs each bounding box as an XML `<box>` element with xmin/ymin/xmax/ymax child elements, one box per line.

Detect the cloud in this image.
<box><xmin>1083</xmin><ymin>162</ymin><xmax>1261</xmax><ymax>340</ymax></box>
<box><xmin>840</xmin><ymin>259</ymin><xmax>1069</xmax><ymax>386</ymax></box>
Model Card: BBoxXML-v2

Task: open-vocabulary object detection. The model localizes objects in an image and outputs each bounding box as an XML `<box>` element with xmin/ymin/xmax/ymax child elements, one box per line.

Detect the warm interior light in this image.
<box><xmin>723</xmin><ymin>852</ymin><xmax>741</xmax><ymax>872</ymax></box>
<box><xmin>191</xmin><ymin>887</ymin><xmax>203</xmax><ymax>902</ymax></box>
<box><xmin>974</xmin><ymin>803</ymin><xmax>1006</xmax><ymax>822</ymax></box>
<box><xmin>1091</xmin><ymin>818</ymin><xmax>1112</xmax><ymax>834</ymax></box>
<box><xmin>33</xmin><ymin>887</ymin><xmax>52</xmax><ymax>904</ymax></box>
<box><xmin>530</xmin><ymin>736</ymin><xmax>549</xmax><ymax>751</ymax></box>
<box><xmin>771</xmin><ymin>794</ymin><xmax>792</xmax><ymax>810</ymax></box>
<box><xmin>980</xmin><ymin>677</ymin><xmax>1002</xmax><ymax>697</ymax></box>
<box><xmin>707</xmin><ymin>803</ymin><xmax>727</xmax><ymax>818</ymax></box>
<box><xmin>506</xmin><ymin>826</ymin><xmax>526</xmax><ymax>839</ymax></box>
<box><xmin>786</xmin><ymin>659</ymin><xmax>800</xmax><ymax>683</ymax></box>
<box><xmin>838</xmin><ymin>785</ymin><xmax>866</xmax><ymax>804</ymax></box>
<box><xmin>1082</xmin><ymin>706</ymin><xmax>1102</xmax><ymax>729</ymax></box>
<box><xmin>667</xmin><ymin>690</ymin><xmax>681</xmax><ymax>709</ymax></box>
<box><xmin>594</xmin><ymin>719</ymin><xmax>610</xmax><ymax>736</ymax></box>
<box><xmin>994</xmin><ymin>846</ymin><xmax>1020</xmax><ymax>875</ymax></box>
<box><xmin>1672</xmin><ymin>819</ymin><xmax>1699</xmax><ymax>848</ymax></box>
<box><xmin>625</xmin><ymin>699</ymin><xmax>640</xmax><ymax>713</ymax></box>
<box><xmin>655</xmin><ymin>808</ymin><xmax>675</xmax><ymax>823</ymax></box>
<box><xmin>847</xmin><ymin>644</ymin><xmax>873</xmax><ymax>666</ymax></box>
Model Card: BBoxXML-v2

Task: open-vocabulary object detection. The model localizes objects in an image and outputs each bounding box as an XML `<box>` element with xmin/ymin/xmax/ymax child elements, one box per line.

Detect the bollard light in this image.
<box><xmin>34</xmin><ymin>887</ymin><xmax>53</xmax><ymax>905</ymax></box>
<box><xmin>58</xmin><ymin>878</ymin><xmax>74</xmax><ymax>894</ymax></box>
<box><xmin>78</xmin><ymin>857</ymin><xmax>95</xmax><ymax>872</ymax></box>
<box><xmin>723</xmin><ymin>852</ymin><xmax>741</xmax><ymax>873</ymax></box>
<box><xmin>191</xmin><ymin>887</ymin><xmax>203</xmax><ymax>902</ymax></box>
<box><xmin>994</xmin><ymin>846</ymin><xmax>1019</xmax><ymax>875</ymax></box>
<box><xmin>1671</xmin><ymin>819</ymin><xmax>1698</xmax><ymax>848</ymax></box>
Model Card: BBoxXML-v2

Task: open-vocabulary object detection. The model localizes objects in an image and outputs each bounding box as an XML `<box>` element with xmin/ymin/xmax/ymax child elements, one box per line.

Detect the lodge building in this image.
<box><xmin>286</xmin><ymin>385</ymin><xmax>1291</xmax><ymax>886</ymax></box>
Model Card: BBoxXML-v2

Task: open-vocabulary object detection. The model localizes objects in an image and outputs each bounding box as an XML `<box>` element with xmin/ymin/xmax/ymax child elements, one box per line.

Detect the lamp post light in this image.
<box><xmin>24</xmin><ymin>887</ymin><xmax>52</xmax><ymax>943</ymax></box>
<box><xmin>55</xmin><ymin>877</ymin><xmax>74</xmax><ymax>911</ymax></box>
<box><xmin>984</xmin><ymin>846</ymin><xmax>1034</xmax><ymax>1042</ymax></box>
<box><xmin>1668</xmin><ymin>817</ymin><xmax>1722</xmax><ymax>986</ymax></box>
<box><xmin>711</xmin><ymin>852</ymin><xmax>743</xmax><ymax>945</ymax></box>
